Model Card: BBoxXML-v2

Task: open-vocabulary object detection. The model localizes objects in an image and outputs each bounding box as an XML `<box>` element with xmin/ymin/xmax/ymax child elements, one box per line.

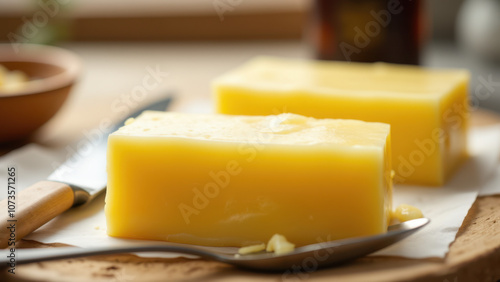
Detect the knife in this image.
<box><xmin>0</xmin><ymin>96</ymin><xmax>173</xmax><ymax>249</ymax></box>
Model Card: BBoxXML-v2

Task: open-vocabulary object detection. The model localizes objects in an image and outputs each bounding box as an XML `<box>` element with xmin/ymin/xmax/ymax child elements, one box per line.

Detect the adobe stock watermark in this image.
<box><xmin>213</xmin><ymin>0</ymin><xmax>243</xmax><ymax>21</ymax></box>
<box><xmin>281</xmin><ymin>235</ymin><xmax>335</xmax><ymax>282</ymax></box>
<box><xmin>394</xmin><ymin>74</ymin><xmax>500</xmax><ymax>184</ymax></box>
<box><xmin>339</xmin><ymin>0</ymin><xmax>404</xmax><ymax>61</ymax></box>
<box><xmin>50</xmin><ymin>65</ymin><xmax>169</xmax><ymax>179</ymax></box>
<box><xmin>7</xmin><ymin>0</ymin><xmax>70</xmax><ymax>53</ymax></box>
<box><xmin>178</xmin><ymin>111</ymin><xmax>289</xmax><ymax>225</ymax></box>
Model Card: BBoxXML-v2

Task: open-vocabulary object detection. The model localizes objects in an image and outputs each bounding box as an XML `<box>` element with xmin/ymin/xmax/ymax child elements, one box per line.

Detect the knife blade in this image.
<box><xmin>0</xmin><ymin>96</ymin><xmax>173</xmax><ymax>248</ymax></box>
<box><xmin>48</xmin><ymin>96</ymin><xmax>173</xmax><ymax>205</ymax></box>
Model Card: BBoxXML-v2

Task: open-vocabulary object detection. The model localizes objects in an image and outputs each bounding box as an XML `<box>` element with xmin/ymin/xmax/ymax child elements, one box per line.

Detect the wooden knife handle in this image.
<box><xmin>0</xmin><ymin>181</ymin><xmax>74</xmax><ymax>249</ymax></box>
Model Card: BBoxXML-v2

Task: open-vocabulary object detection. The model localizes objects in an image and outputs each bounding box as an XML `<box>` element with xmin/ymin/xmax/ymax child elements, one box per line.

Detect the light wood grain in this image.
<box><xmin>0</xmin><ymin>181</ymin><xmax>74</xmax><ymax>249</ymax></box>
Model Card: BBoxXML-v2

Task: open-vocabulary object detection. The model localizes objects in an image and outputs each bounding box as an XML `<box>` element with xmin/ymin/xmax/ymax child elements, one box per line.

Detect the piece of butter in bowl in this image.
<box><xmin>0</xmin><ymin>64</ymin><xmax>29</xmax><ymax>92</ymax></box>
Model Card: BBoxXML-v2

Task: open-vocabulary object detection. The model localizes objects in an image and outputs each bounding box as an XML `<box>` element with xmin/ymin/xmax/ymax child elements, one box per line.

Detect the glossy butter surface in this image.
<box><xmin>106</xmin><ymin>111</ymin><xmax>392</xmax><ymax>247</ymax></box>
<box><xmin>214</xmin><ymin>57</ymin><xmax>469</xmax><ymax>185</ymax></box>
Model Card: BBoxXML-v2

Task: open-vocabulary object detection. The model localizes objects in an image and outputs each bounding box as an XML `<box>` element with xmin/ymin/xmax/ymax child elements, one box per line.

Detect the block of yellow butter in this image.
<box><xmin>106</xmin><ymin>111</ymin><xmax>392</xmax><ymax>247</ymax></box>
<box><xmin>213</xmin><ymin>57</ymin><xmax>469</xmax><ymax>186</ymax></box>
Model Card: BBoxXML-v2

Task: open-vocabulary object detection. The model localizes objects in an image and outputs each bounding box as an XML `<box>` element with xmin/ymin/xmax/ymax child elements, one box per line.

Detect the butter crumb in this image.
<box><xmin>236</xmin><ymin>234</ymin><xmax>296</xmax><ymax>256</ymax></box>
<box><xmin>392</xmin><ymin>204</ymin><xmax>424</xmax><ymax>222</ymax></box>
<box><xmin>94</xmin><ymin>226</ymin><xmax>100</xmax><ymax>230</ymax></box>
<box><xmin>266</xmin><ymin>234</ymin><xmax>295</xmax><ymax>255</ymax></box>
<box><xmin>238</xmin><ymin>243</ymin><xmax>266</xmax><ymax>255</ymax></box>
<box><xmin>124</xmin><ymin>118</ymin><xmax>135</xmax><ymax>126</ymax></box>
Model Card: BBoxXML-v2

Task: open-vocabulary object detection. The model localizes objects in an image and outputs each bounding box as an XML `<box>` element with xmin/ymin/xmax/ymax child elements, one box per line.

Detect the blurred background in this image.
<box><xmin>0</xmin><ymin>0</ymin><xmax>499</xmax><ymax>144</ymax></box>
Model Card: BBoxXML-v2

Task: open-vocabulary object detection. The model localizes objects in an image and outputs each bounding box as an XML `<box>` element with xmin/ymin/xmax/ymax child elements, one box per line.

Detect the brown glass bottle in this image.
<box><xmin>309</xmin><ymin>0</ymin><xmax>426</xmax><ymax>65</ymax></box>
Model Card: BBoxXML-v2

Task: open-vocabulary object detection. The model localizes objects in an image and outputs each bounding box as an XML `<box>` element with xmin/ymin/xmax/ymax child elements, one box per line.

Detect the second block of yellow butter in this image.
<box><xmin>106</xmin><ymin>111</ymin><xmax>392</xmax><ymax>247</ymax></box>
<box><xmin>213</xmin><ymin>57</ymin><xmax>469</xmax><ymax>186</ymax></box>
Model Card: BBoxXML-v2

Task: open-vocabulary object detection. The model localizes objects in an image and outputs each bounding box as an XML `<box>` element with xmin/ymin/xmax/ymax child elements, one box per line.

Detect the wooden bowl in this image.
<box><xmin>0</xmin><ymin>44</ymin><xmax>81</xmax><ymax>143</ymax></box>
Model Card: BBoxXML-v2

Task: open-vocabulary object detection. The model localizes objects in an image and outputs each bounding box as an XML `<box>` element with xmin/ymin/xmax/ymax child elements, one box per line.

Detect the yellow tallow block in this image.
<box><xmin>213</xmin><ymin>57</ymin><xmax>469</xmax><ymax>186</ymax></box>
<box><xmin>106</xmin><ymin>111</ymin><xmax>392</xmax><ymax>247</ymax></box>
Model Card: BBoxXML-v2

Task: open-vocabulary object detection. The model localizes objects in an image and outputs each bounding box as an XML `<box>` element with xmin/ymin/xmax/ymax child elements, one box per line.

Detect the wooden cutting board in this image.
<box><xmin>2</xmin><ymin>110</ymin><xmax>500</xmax><ymax>282</ymax></box>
